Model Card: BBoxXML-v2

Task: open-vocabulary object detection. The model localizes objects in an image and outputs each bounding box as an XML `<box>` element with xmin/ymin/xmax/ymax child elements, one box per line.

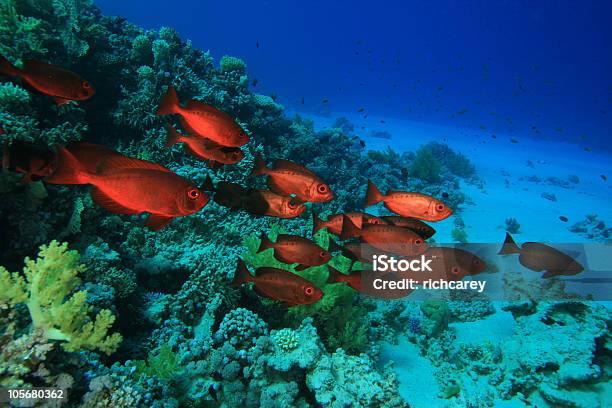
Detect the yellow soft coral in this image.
<box><xmin>0</xmin><ymin>241</ymin><xmax>122</xmax><ymax>354</ymax></box>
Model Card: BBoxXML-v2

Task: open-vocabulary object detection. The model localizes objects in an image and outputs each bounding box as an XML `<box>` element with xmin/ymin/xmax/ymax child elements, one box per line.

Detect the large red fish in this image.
<box><xmin>2</xmin><ymin>141</ymin><xmax>55</xmax><ymax>184</ymax></box>
<box><xmin>364</xmin><ymin>180</ymin><xmax>452</xmax><ymax>222</ymax></box>
<box><xmin>250</xmin><ymin>155</ymin><xmax>333</xmax><ymax>203</ymax></box>
<box><xmin>312</xmin><ymin>211</ymin><xmax>387</xmax><ymax>236</ymax></box>
<box><xmin>498</xmin><ymin>233</ymin><xmax>583</xmax><ymax>278</ymax></box>
<box><xmin>207</xmin><ymin>177</ymin><xmax>306</xmax><ymax>219</ymax></box>
<box><xmin>0</xmin><ymin>55</ymin><xmax>95</xmax><ymax>105</ymax></box>
<box><xmin>258</xmin><ymin>232</ymin><xmax>331</xmax><ymax>270</ymax></box>
<box><xmin>232</xmin><ymin>259</ymin><xmax>323</xmax><ymax>307</ymax></box>
<box><xmin>45</xmin><ymin>147</ymin><xmax>208</xmax><ymax>230</ymax></box>
<box><xmin>340</xmin><ymin>215</ymin><xmax>428</xmax><ymax>257</ymax></box>
<box><xmin>165</xmin><ymin>125</ymin><xmax>243</xmax><ymax>168</ymax></box>
<box><xmin>394</xmin><ymin>247</ymin><xmax>488</xmax><ymax>283</ymax></box>
<box><xmin>381</xmin><ymin>215</ymin><xmax>436</xmax><ymax>239</ymax></box>
<box><xmin>156</xmin><ymin>85</ymin><xmax>249</xmax><ymax>147</ymax></box>
<box><xmin>65</xmin><ymin>141</ymin><xmax>123</xmax><ymax>173</ymax></box>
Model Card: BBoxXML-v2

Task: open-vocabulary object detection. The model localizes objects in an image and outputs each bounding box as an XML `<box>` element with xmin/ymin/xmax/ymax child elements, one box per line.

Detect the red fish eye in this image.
<box><xmin>451</xmin><ymin>266</ymin><xmax>460</xmax><ymax>275</ymax></box>
<box><xmin>304</xmin><ymin>286</ymin><xmax>314</xmax><ymax>296</ymax></box>
<box><xmin>319</xmin><ymin>251</ymin><xmax>327</xmax><ymax>258</ymax></box>
<box><xmin>82</xmin><ymin>81</ymin><xmax>90</xmax><ymax>89</ymax></box>
<box><xmin>318</xmin><ymin>184</ymin><xmax>328</xmax><ymax>193</ymax></box>
<box><xmin>415</xmin><ymin>239</ymin><xmax>423</xmax><ymax>245</ymax></box>
<box><xmin>436</xmin><ymin>204</ymin><xmax>445</xmax><ymax>211</ymax></box>
<box><xmin>187</xmin><ymin>188</ymin><xmax>200</xmax><ymax>200</ymax></box>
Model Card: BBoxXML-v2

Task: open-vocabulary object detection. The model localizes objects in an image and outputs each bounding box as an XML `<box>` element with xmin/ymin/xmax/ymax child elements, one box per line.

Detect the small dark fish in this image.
<box><xmin>359</xmin><ymin>140</ymin><xmax>365</xmax><ymax>148</ymax></box>
<box><xmin>601</xmin><ymin>174</ymin><xmax>607</xmax><ymax>181</ymax></box>
<box><xmin>358</xmin><ymin>107</ymin><xmax>365</xmax><ymax>112</ymax></box>
<box><xmin>559</xmin><ymin>216</ymin><xmax>568</xmax><ymax>222</ymax></box>
<box><xmin>256</xmin><ymin>41</ymin><xmax>260</xmax><ymax>48</ymax></box>
<box><xmin>510</xmin><ymin>138</ymin><xmax>519</xmax><ymax>144</ymax></box>
<box><xmin>584</xmin><ymin>147</ymin><xmax>592</xmax><ymax>152</ymax></box>
<box><xmin>301</xmin><ymin>96</ymin><xmax>305</xmax><ymax>105</ymax></box>
<box><xmin>491</xmin><ymin>134</ymin><xmax>497</xmax><ymax>139</ymax></box>
<box><xmin>252</xmin><ymin>78</ymin><xmax>258</xmax><ymax>87</ymax></box>
<box><xmin>322</xmin><ymin>99</ymin><xmax>328</xmax><ymax>104</ymax></box>
<box><xmin>363</xmin><ymin>114</ymin><xmax>368</xmax><ymax>119</ymax></box>
<box><xmin>380</xmin><ymin>120</ymin><xmax>385</xmax><ymax>123</ymax></box>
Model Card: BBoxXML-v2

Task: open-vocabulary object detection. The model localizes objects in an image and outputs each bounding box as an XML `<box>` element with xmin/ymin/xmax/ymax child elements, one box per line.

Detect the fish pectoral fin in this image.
<box><xmin>294</xmin><ymin>264</ymin><xmax>310</xmax><ymax>271</ymax></box>
<box><xmin>90</xmin><ymin>187</ymin><xmax>139</xmax><ymax>215</ymax></box>
<box><xmin>144</xmin><ymin>214</ymin><xmax>174</xmax><ymax>231</ymax></box>
<box><xmin>266</xmin><ymin>176</ymin><xmax>288</xmax><ymax>196</ymax></box>
<box><xmin>53</xmin><ymin>97</ymin><xmax>72</xmax><ymax>106</ymax></box>
<box><xmin>542</xmin><ymin>270</ymin><xmax>562</xmax><ymax>279</ymax></box>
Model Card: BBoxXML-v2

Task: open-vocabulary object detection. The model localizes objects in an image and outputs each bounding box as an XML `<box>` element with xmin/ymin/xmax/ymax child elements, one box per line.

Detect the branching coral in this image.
<box><xmin>0</xmin><ymin>241</ymin><xmax>122</xmax><ymax>354</ymax></box>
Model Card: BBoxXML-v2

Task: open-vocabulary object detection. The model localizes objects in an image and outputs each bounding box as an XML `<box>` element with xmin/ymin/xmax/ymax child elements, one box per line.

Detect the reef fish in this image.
<box><xmin>165</xmin><ymin>125</ymin><xmax>244</xmax><ymax>168</ymax></box>
<box><xmin>156</xmin><ymin>85</ymin><xmax>249</xmax><ymax>147</ymax></box>
<box><xmin>207</xmin><ymin>177</ymin><xmax>306</xmax><ymax>219</ymax></box>
<box><xmin>364</xmin><ymin>180</ymin><xmax>452</xmax><ymax>222</ymax></box>
<box><xmin>498</xmin><ymin>233</ymin><xmax>584</xmax><ymax>278</ymax></box>
<box><xmin>312</xmin><ymin>211</ymin><xmax>387</xmax><ymax>236</ymax></box>
<box><xmin>327</xmin><ymin>266</ymin><xmax>413</xmax><ymax>299</ymax></box>
<box><xmin>259</xmin><ymin>232</ymin><xmax>331</xmax><ymax>270</ymax></box>
<box><xmin>45</xmin><ymin>147</ymin><xmax>209</xmax><ymax>230</ymax></box>
<box><xmin>250</xmin><ymin>155</ymin><xmax>333</xmax><ymax>203</ymax></box>
<box><xmin>0</xmin><ymin>55</ymin><xmax>95</xmax><ymax>105</ymax></box>
<box><xmin>380</xmin><ymin>215</ymin><xmax>436</xmax><ymax>239</ymax></box>
<box><xmin>340</xmin><ymin>215</ymin><xmax>428</xmax><ymax>257</ymax></box>
<box><xmin>65</xmin><ymin>141</ymin><xmax>123</xmax><ymax>173</ymax></box>
<box><xmin>232</xmin><ymin>259</ymin><xmax>323</xmax><ymax>306</ymax></box>
<box><xmin>2</xmin><ymin>141</ymin><xmax>55</xmax><ymax>184</ymax></box>
<box><xmin>397</xmin><ymin>247</ymin><xmax>488</xmax><ymax>282</ymax></box>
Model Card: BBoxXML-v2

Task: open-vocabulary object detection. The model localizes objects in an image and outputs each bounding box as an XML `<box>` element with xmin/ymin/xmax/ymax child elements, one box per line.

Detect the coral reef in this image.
<box><xmin>570</xmin><ymin>214</ymin><xmax>612</xmax><ymax>243</ymax></box>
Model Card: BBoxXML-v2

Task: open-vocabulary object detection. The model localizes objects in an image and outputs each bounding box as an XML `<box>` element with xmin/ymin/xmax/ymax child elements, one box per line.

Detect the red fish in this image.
<box><xmin>364</xmin><ymin>180</ymin><xmax>452</xmax><ymax>222</ymax></box>
<box><xmin>258</xmin><ymin>232</ymin><xmax>331</xmax><ymax>270</ymax></box>
<box><xmin>250</xmin><ymin>155</ymin><xmax>333</xmax><ymax>203</ymax></box>
<box><xmin>45</xmin><ymin>147</ymin><xmax>208</xmax><ymax>230</ymax></box>
<box><xmin>340</xmin><ymin>215</ymin><xmax>428</xmax><ymax>257</ymax></box>
<box><xmin>395</xmin><ymin>247</ymin><xmax>488</xmax><ymax>283</ymax></box>
<box><xmin>2</xmin><ymin>141</ymin><xmax>55</xmax><ymax>184</ymax></box>
<box><xmin>327</xmin><ymin>266</ymin><xmax>413</xmax><ymax>299</ymax></box>
<box><xmin>498</xmin><ymin>233</ymin><xmax>583</xmax><ymax>278</ymax></box>
<box><xmin>156</xmin><ymin>85</ymin><xmax>248</xmax><ymax>147</ymax></box>
<box><xmin>232</xmin><ymin>259</ymin><xmax>323</xmax><ymax>307</ymax></box>
<box><xmin>65</xmin><ymin>141</ymin><xmax>123</xmax><ymax>173</ymax></box>
<box><xmin>0</xmin><ymin>55</ymin><xmax>95</xmax><ymax>105</ymax></box>
<box><xmin>312</xmin><ymin>211</ymin><xmax>387</xmax><ymax>236</ymax></box>
<box><xmin>207</xmin><ymin>177</ymin><xmax>305</xmax><ymax>218</ymax></box>
<box><xmin>381</xmin><ymin>215</ymin><xmax>436</xmax><ymax>239</ymax></box>
<box><xmin>165</xmin><ymin>125</ymin><xmax>243</xmax><ymax>168</ymax></box>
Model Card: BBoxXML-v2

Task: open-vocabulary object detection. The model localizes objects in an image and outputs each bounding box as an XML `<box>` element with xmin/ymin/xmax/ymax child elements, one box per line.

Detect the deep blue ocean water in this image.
<box><xmin>97</xmin><ymin>0</ymin><xmax>612</xmax><ymax>150</ymax></box>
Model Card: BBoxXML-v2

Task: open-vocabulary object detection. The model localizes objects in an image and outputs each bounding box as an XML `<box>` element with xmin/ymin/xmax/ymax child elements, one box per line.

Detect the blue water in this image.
<box><xmin>97</xmin><ymin>0</ymin><xmax>612</xmax><ymax>149</ymax></box>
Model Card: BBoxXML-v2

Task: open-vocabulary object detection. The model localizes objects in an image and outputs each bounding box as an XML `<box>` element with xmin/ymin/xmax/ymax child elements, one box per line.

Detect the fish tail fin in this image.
<box><xmin>156</xmin><ymin>85</ymin><xmax>179</xmax><ymax>116</ymax></box>
<box><xmin>249</xmin><ymin>154</ymin><xmax>268</xmax><ymax>177</ymax></box>
<box><xmin>257</xmin><ymin>232</ymin><xmax>274</xmax><ymax>253</ymax></box>
<box><xmin>165</xmin><ymin>124</ymin><xmax>184</xmax><ymax>147</ymax></box>
<box><xmin>326</xmin><ymin>265</ymin><xmax>345</xmax><ymax>284</ymax></box>
<box><xmin>364</xmin><ymin>179</ymin><xmax>384</xmax><ymax>207</ymax></box>
<box><xmin>0</xmin><ymin>54</ymin><xmax>20</xmax><ymax>77</ymax></box>
<box><xmin>44</xmin><ymin>146</ymin><xmax>92</xmax><ymax>185</ymax></box>
<box><xmin>340</xmin><ymin>214</ymin><xmax>360</xmax><ymax>241</ymax></box>
<box><xmin>312</xmin><ymin>211</ymin><xmax>325</xmax><ymax>234</ymax></box>
<box><xmin>231</xmin><ymin>259</ymin><xmax>252</xmax><ymax>287</ymax></box>
<box><xmin>498</xmin><ymin>232</ymin><xmax>521</xmax><ymax>255</ymax></box>
<box><xmin>203</xmin><ymin>174</ymin><xmax>215</xmax><ymax>192</ymax></box>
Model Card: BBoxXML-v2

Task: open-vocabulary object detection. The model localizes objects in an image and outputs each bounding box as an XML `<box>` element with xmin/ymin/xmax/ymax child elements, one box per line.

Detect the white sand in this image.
<box><xmin>299</xmin><ymin>111</ymin><xmax>612</xmax><ymax>244</ymax></box>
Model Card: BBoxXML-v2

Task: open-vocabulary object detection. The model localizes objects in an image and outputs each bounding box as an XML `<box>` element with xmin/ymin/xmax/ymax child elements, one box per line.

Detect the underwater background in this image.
<box><xmin>0</xmin><ymin>0</ymin><xmax>610</xmax><ymax>407</ymax></box>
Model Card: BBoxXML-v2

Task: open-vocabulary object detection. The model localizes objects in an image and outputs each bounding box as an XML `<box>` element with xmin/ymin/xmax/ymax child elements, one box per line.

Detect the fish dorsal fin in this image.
<box><xmin>144</xmin><ymin>214</ymin><xmax>174</xmax><ymax>231</ymax></box>
<box><xmin>186</xmin><ymin>99</ymin><xmax>224</xmax><ymax>115</ymax></box>
<box><xmin>99</xmin><ymin>155</ymin><xmax>171</xmax><ymax>173</ymax></box>
<box><xmin>90</xmin><ymin>186</ymin><xmax>140</xmax><ymax>215</ymax></box>
<box><xmin>273</xmin><ymin>159</ymin><xmax>315</xmax><ymax>175</ymax></box>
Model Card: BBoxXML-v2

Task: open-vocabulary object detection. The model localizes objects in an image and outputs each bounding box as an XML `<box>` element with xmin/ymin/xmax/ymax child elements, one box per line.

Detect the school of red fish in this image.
<box><xmin>0</xmin><ymin>55</ymin><xmax>585</xmax><ymax>307</ymax></box>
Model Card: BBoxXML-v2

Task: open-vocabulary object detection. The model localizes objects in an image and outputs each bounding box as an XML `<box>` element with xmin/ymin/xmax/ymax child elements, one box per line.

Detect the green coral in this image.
<box><xmin>133</xmin><ymin>344</ymin><xmax>179</xmax><ymax>381</ymax></box>
<box><xmin>421</xmin><ymin>299</ymin><xmax>450</xmax><ymax>337</ymax></box>
<box><xmin>220</xmin><ymin>55</ymin><xmax>246</xmax><ymax>74</ymax></box>
<box><xmin>410</xmin><ymin>145</ymin><xmax>442</xmax><ymax>182</ymax></box>
<box><xmin>0</xmin><ymin>241</ymin><xmax>122</xmax><ymax>354</ymax></box>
